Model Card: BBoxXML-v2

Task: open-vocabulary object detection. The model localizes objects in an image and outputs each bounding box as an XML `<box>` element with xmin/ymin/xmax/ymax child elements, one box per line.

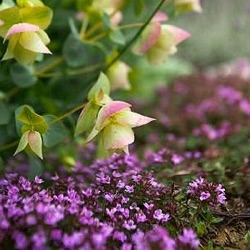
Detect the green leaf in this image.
<box><xmin>43</xmin><ymin>115</ymin><xmax>68</xmax><ymax>147</ymax></box>
<box><xmin>87</xmin><ymin>72</ymin><xmax>110</xmax><ymax>102</ymax></box>
<box><xmin>20</xmin><ymin>6</ymin><xmax>53</xmax><ymax>30</ymax></box>
<box><xmin>77</xmin><ymin>0</ymin><xmax>93</xmax><ymax>11</ymax></box>
<box><xmin>102</xmin><ymin>12</ymin><xmax>111</xmax><ymax>29</ymax></box>
<box><xmin>0</xmin><ymin>126</ymin><xmax>10</xmax><ymax>145</ymax></box>
<box><xmin>210</xmin><ymin>216</ymin><xmax>224</xmax><ymax>224</ymax></box>
<box><xmin>16</xmin><ymin>105</ymin><xmax>48</xmax><ymax>134</ymax></box>
<box><xmin>0</xmin><ymin>157</ymin><xmax>4</xmax><ymax>173</ymax></box>
<box><xmin>14</xmin><ymin>131</ymin><xmax>29</xmax><ymax>155</ymax></box>
<box><xmin>28</xmin><ymin>156</ymin><xmax>43</xmax><ymax>179</ymax></box>
<box><xmin>63</xmin><ymin>34</ymin><xmax>105</xmax><ymax>68</ymax></box>
<box><xmin>75</xmin><ymin>102</ymin><xmax>99</xmax><ymax>137</ymax></box>
<box><xmin>134</xmin><ymin>0</ymin><xmax>144</xmax><ymax>15</ymax></box>
<box><xmin>0</xmin><ymin>104</ymin><xmax>11</xmax><ymax>125</ymax></box>
<box><xmin>195</xmin><ymin>221</ymin><xmax>206</xmax><ymax>236</ymax></box>
<box><xmin>0</xmin><ymin>7</ymin><xmax>21</xmax><ymax>37</ymax></box>
<box><xmin>17</xmin><ymin>0</ymin><xmax>44</xmax><ymax>7</ymax></box>
<box><xmin>109</xmin><ymin>28</ymin><xmax>125</xmax><ymax>45</ymax></box>
<box><xmin>245</xmin><ymin>231</ymin><xmax>250</xmax><ymax>245</ymax></box>
<box><xmin>63</xmin><ymin>34</ymin><xmax>90</xmax><ymax>67</ymax></box>
<box><xmin>10</xmin><ymin>63</ymin><xmax>38</xmax><ymax>88</ymax></box>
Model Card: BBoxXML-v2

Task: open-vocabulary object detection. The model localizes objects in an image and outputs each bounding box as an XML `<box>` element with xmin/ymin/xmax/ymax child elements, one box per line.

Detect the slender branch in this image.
<box><xmin>66</xmin><ymin>62</ymin><xmax>104</xmax><ymax>76</ymax></box>
<box><xmin>35</xmin><ymin>57</ymin><xmax>64</xmax><ymax>76</ymax></box>
<box><xmin>48</xmin><ymin>103</ymin><xmax>86</xmax><ymax>125</ymax></box>
<box><xmin>104</xmin><ymin>0</ymin><xmax>167</xmax><ymax>70</ymax></box>
<box><xmin>0</xmin><ymin>140</ymin><xmax>18</xmax><ymax>152</ymax></box>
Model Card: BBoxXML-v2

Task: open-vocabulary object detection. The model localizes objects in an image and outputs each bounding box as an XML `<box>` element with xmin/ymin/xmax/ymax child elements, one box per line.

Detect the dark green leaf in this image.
<box><xmin>15</xmin><ymin>105</ymin><xmax>48</xmax><ymax>135</ymax></box>
<box><xmin>134</xmin><ymin>0</ymin><xmax>144</xmax><ymax>15</ymax></box>
<box><xmin>102</xmin><ymin>12</ymin><xmax>111</xmax><ymax>29</ymax></box>
<box><xmin>10</xmin><ymin>63</ymin><xmax>38</xmax><ymax>88</ymax></box>
<box><xmin>43</xmin><ymin>115</ymin><xmax>68</xmax><ymax>147</ymax></box>
<box><xmin>0</xmin><ymin>104</ymin><xmax>11</xmax><ymax>125</ymax></box>
<box><xmin>28</xmin><ymin>157</ymin><xmax>43</xmax><ymax>179</ymax></box>
<box><xmin>109</xmin><ymin>28</ymin><xmax>125</xmax><ymax>45</ymax></box>
<box><xmin>63</xmin><ymin>34</ymin><xmax>105</xmax><ymax>67</ymax></box>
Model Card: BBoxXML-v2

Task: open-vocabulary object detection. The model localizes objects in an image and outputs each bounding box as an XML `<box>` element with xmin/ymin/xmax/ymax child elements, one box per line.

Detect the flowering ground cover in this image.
<box><xmin>1</xmin><ymin>60</ymin><xmax>250</xmax><ymax>249</ymax></box>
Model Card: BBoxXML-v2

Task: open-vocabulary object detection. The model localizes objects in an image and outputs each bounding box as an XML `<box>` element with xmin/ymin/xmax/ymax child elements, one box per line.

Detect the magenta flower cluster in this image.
<box><xmin>0</xmin><ymin>156</ymin><xmax>201</xmax><ymax>250</ymax></box>
<box><xmin>187</xmin><ymin>177</ymin><xmax>226</xmax><ymax>206</ymax></box>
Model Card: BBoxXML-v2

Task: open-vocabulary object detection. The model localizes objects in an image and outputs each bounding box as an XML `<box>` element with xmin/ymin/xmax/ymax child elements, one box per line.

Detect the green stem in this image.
<box><xmin>0</xmin><ymin>140</ymin><xmax>19</xmax><ymax>152</ymax></box>
<box><xmin>35</xmin><ymin>57</ymin><xmax>64</xmax><ymax>76</ymax></box>
<box><xmin>48</xmin><ymin>103</ymin><xmax>86</xmax><ymax>125</ymax></box>
<box><xmin>104</xmin><ymin>0</ymin><xmax>167</xmax><ymax>70</ymax></box>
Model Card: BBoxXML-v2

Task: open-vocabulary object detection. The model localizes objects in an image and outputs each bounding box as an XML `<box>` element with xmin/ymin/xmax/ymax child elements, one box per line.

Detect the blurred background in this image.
<box><xmin>175</xmin><ymin>0</ymin><xmax>250</xmax><ymax>67</ymax></box>
<box><xmin>124</xmin><ymin>0</ymin><xmax>250</xmax><ymax>100</ymax></box>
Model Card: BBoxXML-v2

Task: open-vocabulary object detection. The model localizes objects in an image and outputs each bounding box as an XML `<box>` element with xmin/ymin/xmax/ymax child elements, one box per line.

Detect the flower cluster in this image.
<box><xmin>187</xmin><ymin>177</ymin><xmax>226</xmax><ymax>206</ymax></box>
<box><xmin>0</xmin><ymin>165</ymin><xmax>201</xmax><ymax>249</ymax></box>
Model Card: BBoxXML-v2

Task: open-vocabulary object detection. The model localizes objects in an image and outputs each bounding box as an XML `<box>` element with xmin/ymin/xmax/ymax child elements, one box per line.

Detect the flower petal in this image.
<box><xmin>19</xmin><ymin>31</ymin><xmax>52</xmax><ymax>54</ymax></box>
<box><xmin>152</xmin><ymin>12</ymin><xmax>168</xmax><ymax>23</ymax></box>
<box><xmin>2</xmin><ymin>36</ymin><xmax>19</xmax><ymax>60</ymax></box>
<box><xmin>102</xmin><ymin>123</ymin><xmax>134</xmax><ymax>150</ymax></box>
<box><xmin>96</xmin><ymin>101</ymin><xmax>131</xmax><ymax>130</ymax></box>
<box><xmin>166</xmin><ymin>25</ymin><xmax>191</xmax><ymax>45</ymax></box>
<box><xmin>4</xmin><ymin>23</ymin><xmax>40</xmax><ymax>41</ymax></box>
<box><xmin>13</xmin><ymin>42</ymin><xmax>37</xmax><ymax>65</ymax></box>
<box><xmin>133</xmin><ymin>22</ymin><xmax>161</xmax><ymax>54</ymax></box>
<box><xmin>28</xmin><ymin>131</ymin><xmax>43</xmax><ymax>159</ymax></box>
<box><xmin>14</xmin><ymin>131</ymin><xmax>29</xmax><ymax>156</ymax></box>
<box><xmin>115</xmin><ymin>110</ymin><xmax>155</xmax><ymax>128</ymax></box>
<box><xmin>108</xmin><ymin>61</ymin><xmax>131</xmax><ymax>91</ymax></box>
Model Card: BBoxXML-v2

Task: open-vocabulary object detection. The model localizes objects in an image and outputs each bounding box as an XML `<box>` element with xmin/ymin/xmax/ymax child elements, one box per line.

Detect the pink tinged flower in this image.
<box><xmin>133</xmin><ymin>20</ymin><xmax>190</xmax><ymax>64</ymax></box>
<box><xmin>110</xmin><ymin>11</ymin><xmax>123</xmax><ymax>26</ymax></box>
<box><xmin>14</xmin><ymin>130</ymin><xmax>43</xmax><ymax>159</ymax></box>
<box><xmin>2</xmin><ymin>23</ymin><xmax>51</xmax><ymax>64</ymax></box>
<box><xmin>152</xmin><ymin>12</ymin><xmax>169</xmax><ymax>23</ymax></box>
<box><xmin>107</xmin><ymin>61</ymin><xmax>132</xmax><ymax>91</ymax></box>
<box><xmin>175</xmin><ymin>0</ymin><xmax>202</xmax><ymax>14</ymax></box>
<box><xmin>87</xmin><ymin>100</ymin><xmax>154</xmax><ymax>156</ymax></box>
<box><xmin>0</xmin><ymin>19</ymin><xmax>4</xmax><ymax>26</ymax></box>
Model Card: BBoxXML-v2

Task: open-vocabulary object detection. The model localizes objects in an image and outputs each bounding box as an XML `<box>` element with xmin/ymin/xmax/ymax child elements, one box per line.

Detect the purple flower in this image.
<box><xmin>200</xmin><ymin>191</ymin><xmax>211</xmax><ymax>201</ymax></box>
<box><xmin>113</xmin><ymin>231</ymin><xmax>127</xmax><ymax>242</ymax></box>
<box><xmin>136</xmin><ymin>211</ymin><xmax>147</xmax><ymax>223</ymax></box>
<box><xmin>153</xmin><ymin>209</ymin><xmax>170</xmax><ymax>222</ymax></box>
<box><xmin>123</xmin><ymin>220</ymin><xmax>136</xmax><ymax>230</ymax></box>
<box><xmin>178</xmin><ymin>229</ymin><xmax>200</xmax><ymax>249</ymax></box>
<box><xmin>125</xmin><ymin>185</ymin><xmax>134</xmax><ymax>193</ymax></box>
<box><xmin>171</xmin><ymin>154</ymin><xmax>184</xmax><ymax>165</ymax></box>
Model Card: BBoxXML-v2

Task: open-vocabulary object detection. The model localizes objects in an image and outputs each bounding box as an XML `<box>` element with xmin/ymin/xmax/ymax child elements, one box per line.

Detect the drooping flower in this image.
<box><xmin>14</xmin><ymin>130</ymin><xmax>43</xmax><ymax>159</ymax></box>
<box><xmin>107</xmin><ymin>60</ymin><xmax>131</xmax><ymax>90</ymax></box>
<box><xmin>0</xmin><ymin>2</ymin><xmax>53</xmax><ymax>64</ymax></box>
<box><xmin>175</xmin><ymin>0</ymin><xmax>202</xmax><ymax>15</ymax></box>
<box><xmin>2</xmin><ymin>23</ymin><xmax>51</xmax><ymax>64</ymax></box>
<box><xmin>86</xmin><ymin>100</ymin><xmax>155</xmax><ymax>157</ymax></box>
<box><xmin>133</xmin><ymin>12</ymin><xmax>190</xmax><ymax>64</ymax></box>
